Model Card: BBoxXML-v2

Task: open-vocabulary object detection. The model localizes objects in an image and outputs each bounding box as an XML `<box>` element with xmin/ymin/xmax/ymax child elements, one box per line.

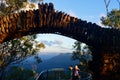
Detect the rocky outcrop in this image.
<box><xmin>0</xmin><ymin>3</ymin><xmax>120</xmax><ymax>80</ymax></box>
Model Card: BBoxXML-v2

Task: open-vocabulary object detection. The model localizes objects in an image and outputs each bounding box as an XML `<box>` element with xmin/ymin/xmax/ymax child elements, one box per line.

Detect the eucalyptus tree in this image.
<box><xmin>101</xmin><ymin>9</ymin><xmax>120</xmax><ymax>29</ymax></box>
<box><xmin>72</xmin><ymin>41</ymin><xmax>92</xmax><ymax>71</ymax></box>
<box><xmin>102</xmin><ymin>0</ymin><xmax>120</xmax><ymax>29</ymax></box>
<box><xmin>0</xmin><ymin>0</ymin><xmax>37</xmax><ymax>17</ymax></box>
<box><xmin>0</xmin><ymin>35</ymin><xmax>45</xmax><ymax>79</ymax></box>
<box><xmin>6</xmin><ymin>66</ymin><xmax>38</xmax><ymax>80</ymax></box>
<box><xmin>0</xmin><ymin>0</ymin><xmax>45</xmax><ymax>79</ymax></box>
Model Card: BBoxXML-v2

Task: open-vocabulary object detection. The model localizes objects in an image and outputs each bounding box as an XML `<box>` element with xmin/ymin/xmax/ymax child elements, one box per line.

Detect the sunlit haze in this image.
<box><xmin>37</xmin><ymin>34</ymin><xmax>76</xmax><ymax>53</ymax></box>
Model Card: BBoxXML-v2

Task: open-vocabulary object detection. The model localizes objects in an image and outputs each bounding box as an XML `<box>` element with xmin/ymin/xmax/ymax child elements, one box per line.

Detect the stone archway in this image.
<box><xmin>0</xmin><ymin>3</ymin><xmax>120</xmax><ymax>80</ymax></box>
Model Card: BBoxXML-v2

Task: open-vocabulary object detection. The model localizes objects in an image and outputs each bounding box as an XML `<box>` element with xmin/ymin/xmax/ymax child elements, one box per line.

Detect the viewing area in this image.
<box><xmin>36</xmin><ymin>68</ymin><xmax>92</xmax><ymax>80</ymax></box>
<box><xmin>0</xmin><ymin>3</ymin><xmax>120</xmax><ymax>80</ymax></box>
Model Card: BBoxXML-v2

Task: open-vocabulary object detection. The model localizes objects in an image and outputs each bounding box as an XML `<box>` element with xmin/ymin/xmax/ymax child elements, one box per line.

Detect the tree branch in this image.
<box><xmin>116</xmin><ymin>0</ymin><xmax>120</xmax><ymax>10</ymax></box>
<box><xmin>103</xmin><ymin>0</ymin><xmax>111</xmax><ymax>14</ymax></box>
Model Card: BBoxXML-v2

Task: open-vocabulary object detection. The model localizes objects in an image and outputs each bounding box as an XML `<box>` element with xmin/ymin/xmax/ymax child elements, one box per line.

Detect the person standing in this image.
<box><xmin>73</xmin><ymin>65</ymin><xmax>80</xmax><ymax>80</ymax></box>
<box><xmin>68</xmin><ymin>65</ymin><xmax>73</xmax><ymax>80</ymax></box>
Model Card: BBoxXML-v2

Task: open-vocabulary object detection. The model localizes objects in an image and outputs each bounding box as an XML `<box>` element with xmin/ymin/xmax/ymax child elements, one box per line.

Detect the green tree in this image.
<box><xmin>102</xmin><ymin>0</ymin><xmax>120</xmax><ymax>28</ymax></box>
<box><xmin>0</xmin><ymin>0</ymin><xmax>36</xmax><ymax>17</ymax></box>
<box><xmin>0</xmin><ymin>35</ymin><xmax>45</xmax><ymax>80</ymax></box>
<box><xmin>101</xmin><ymin>9</ymin><xmax>120</xmax><ymax>28</ymax></box>
<box><xmin>6</xmin><ymin>66</ymin><xmax>38</xmax><ymax>80</ymax></box>
<box><xmin>72</xmin><ymin>41</ymin><xmax>92</xmax><ymax>71</ymax></box>
<box><xmin>101</xmin><ymin>2</ymin><xmax>120</xmax><ymax>79</ymax></box>
<box><xmin>72</xmin><ymin>41</ymin><xmax>82</xmax><ymax>61</ymax></box>
<box><xmin>0</xmin><ymin>0</ymin><xmax>45</xmax><ymax>79</ymax></box>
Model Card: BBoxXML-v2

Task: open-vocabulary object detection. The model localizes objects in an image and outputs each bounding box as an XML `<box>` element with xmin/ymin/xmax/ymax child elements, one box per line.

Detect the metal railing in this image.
<box><xmin>35</xmin><ymin>68</ymin><xmax>92</xmax><ymax>80</ymax></box>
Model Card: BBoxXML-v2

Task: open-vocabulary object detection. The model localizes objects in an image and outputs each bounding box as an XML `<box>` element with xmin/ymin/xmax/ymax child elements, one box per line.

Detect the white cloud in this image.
<box><xmin>97</xmin><ymin>21</ymin><xmax>105</xmax><ymax>27</ymax></box>
<box><xmin>36</xmin><ymin>34</ymin><xmax>75</xmax><ymax>54</ymax></box>
<box><xmin>41</xmin><ymin>39</ymin><xmax>63</xmax><ymax>46</ymax></box>
<box><xmin>55</xmin><ymin>39</ymin><xmax>63</xmax><ymax>45</ymax></box>
<box><xmin>97</xmin><ymin>13</ymin><xmax>106</xmax><ymax>27</ymax></box>
<box><xmin>99</xmin><ymin>13</ymin><xmax>106</xmax><ymax>18</ymax></box>
<box><xmin>40</xmin><ymin>40</ymin><xmax>73</xmax><ymax>53</ymax></box>
<box><xmin>82</xmin><ymin>15</ymin><xmax>96</xmax><ymax>20</ymax></box>
<box><xmin>40</xmin><ymin>45</ymin><xmax>73</xmax><ymax>54</ymax></box>
<box><xmin>67</xmin><ymin>10</ymin><xmax>78</xmax><ymax>17</ymax></box>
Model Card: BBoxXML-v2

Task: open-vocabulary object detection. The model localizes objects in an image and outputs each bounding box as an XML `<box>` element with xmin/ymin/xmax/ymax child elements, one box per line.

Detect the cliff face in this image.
<box><xmin>1</xmin><ymin>3</ymin><xmax>120</xmax><ymax>51</ymax></box>
<box><xmin>89</xmin><ymin>48</ymin><xmax>120</xmax><ymax>80</ymax></box>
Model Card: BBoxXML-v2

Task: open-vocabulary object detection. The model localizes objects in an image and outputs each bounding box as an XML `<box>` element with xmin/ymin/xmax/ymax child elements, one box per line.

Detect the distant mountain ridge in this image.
<box><xmin>11</xmin><ymin>53</ymin><xmax>79</xmax><ymax>73</ymax></box>
<box><xmin>37</xmin><ymin>53</ymin><xmax>79</xmax><ymax>72</ymax></box>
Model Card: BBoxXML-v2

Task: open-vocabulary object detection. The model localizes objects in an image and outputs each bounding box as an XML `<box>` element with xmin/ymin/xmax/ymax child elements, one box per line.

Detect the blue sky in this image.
<box><xmin>36</xmin><ymin>0</ymin><xmax>119</xmax><ymax>54</ymax></box>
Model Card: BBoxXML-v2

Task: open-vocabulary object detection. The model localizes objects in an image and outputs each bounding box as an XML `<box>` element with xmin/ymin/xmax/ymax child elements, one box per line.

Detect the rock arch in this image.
<box><xmin>0</xmin><ymin>3</ymin><xmax>120</xmax><ymax>80</ymax></box>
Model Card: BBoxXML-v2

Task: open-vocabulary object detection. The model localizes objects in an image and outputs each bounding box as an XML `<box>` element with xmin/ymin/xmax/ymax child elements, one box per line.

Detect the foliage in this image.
<box><xmin>72</xmin><ymin>41</ymin><xmax>82</xmax><ymax>54</ymax></box>
<box><xmin>0</xmin><ymin>0</ymin><xmax>36</xmax><ymax>17</ymax></box>
<box><xmin>101</xmin><ymin>9</ymin><xmax>120</xmax><ymax>29</ymax></box>
<box><xmin>0</xmin><ymin>0</ymin><xmax>45</xmax><ymax>79</ymax></box>
<box><xmin>0</xmin><ymin>35</ymin><xmax>45</xmax><ymax>79</ymax></box>
<box><xmin>5</xmin><ymin>66</ymin><xmax>38</xmax><ymax>80</ymax></box>
<box><xmin>34</xmin><ymin>54</ymin><xmax>42</xmax><ymax>63</ymax></box>
<box><xmin>72</xmin><ymin>41</ymin><xmax>92</xmax><ymax>71</ymax></box>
